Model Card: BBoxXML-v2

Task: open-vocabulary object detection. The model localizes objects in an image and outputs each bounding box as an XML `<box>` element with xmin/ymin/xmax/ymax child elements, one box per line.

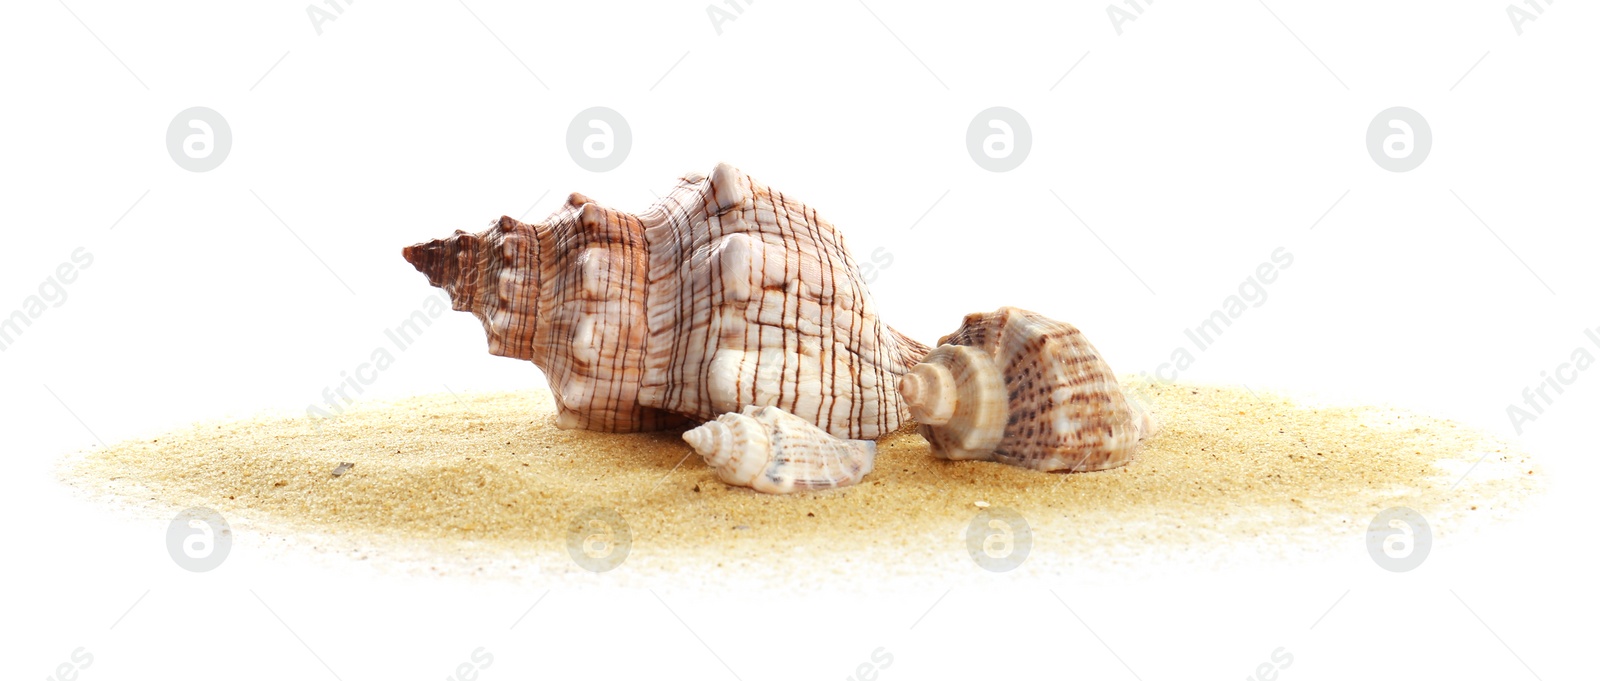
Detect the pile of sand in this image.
<box><xmin>62</xmin><ymin>380</ymin><xmax>1541</xmax><ymax>585</ymax></box>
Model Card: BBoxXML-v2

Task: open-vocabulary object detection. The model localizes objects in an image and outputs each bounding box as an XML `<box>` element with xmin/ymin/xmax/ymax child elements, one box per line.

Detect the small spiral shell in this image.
<box><xmin>682</xmin><ymin>405</ymin><xmax>877</xmax><ymax>494</ymax></box>
<box><xmin>898</xmin><ymin>307</ymin><xmax>1154</xmax><ymax>472</ymax></box>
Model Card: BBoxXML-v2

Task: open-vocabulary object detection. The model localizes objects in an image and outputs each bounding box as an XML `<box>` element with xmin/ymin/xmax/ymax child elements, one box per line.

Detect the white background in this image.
<box><xmin>2</xmin><ymin>1</ymin><xmax>1595</xmax><ymax>678</ymax></box>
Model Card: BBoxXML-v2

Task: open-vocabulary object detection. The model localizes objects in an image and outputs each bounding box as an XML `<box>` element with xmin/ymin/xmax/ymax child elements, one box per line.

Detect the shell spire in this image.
<box><xmin>402</xmin><ymin>216</ymin><xmax>533</xmax><ymax>358</ymax></box>
<box><xmin>402</xmin><ymin>197</ymin><xmax>685</xmax><ymax>432</ymax></box>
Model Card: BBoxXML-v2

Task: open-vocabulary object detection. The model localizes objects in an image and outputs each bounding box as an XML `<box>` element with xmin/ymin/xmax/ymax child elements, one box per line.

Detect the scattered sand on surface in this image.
<box><xmin>63</xmin><ymin>381</ymin><xmax>1541</xmax><ymax>585</ymax></box>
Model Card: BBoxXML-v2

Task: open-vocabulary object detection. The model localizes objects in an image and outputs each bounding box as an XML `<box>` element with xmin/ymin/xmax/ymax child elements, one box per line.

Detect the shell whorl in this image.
<box><xmin>682</xmin><ymin>405</ymin><xmax>877</xmax><ymax>494</ymax></box>
<box><xmin>681</xmin><ymin>420</ymin><xmax>728</xmax><ymax>464</ymax></box>
<box><xmin>902</xmin><ymin>307</ymin><xmax>1154</xmax><ymax>472</ymax></box>
<box><xmin>896</xmin><ymin>362</ymin><xmax>954</xmax><ymax>425</ymax></box>
<box><xmin>898</xmin><ymin>346</ymin><xmax>1007</xmax><ymax>460</ymax></box>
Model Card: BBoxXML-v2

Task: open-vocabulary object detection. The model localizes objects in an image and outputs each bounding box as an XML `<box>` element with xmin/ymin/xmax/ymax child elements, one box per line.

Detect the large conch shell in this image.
<box><xmin>898</xmin><ymin>307</ymin><xmax>1155</xmax><ymax>472</ymax></box>
<box><xmin>402</xmin><ymin>163</ymin><xmax>929</xmax><ymax>437</ymax></box>
<box><xmin>683</xmin><ymin>405</ymin><xmax>876</xmax><ymax>494</ymax></box>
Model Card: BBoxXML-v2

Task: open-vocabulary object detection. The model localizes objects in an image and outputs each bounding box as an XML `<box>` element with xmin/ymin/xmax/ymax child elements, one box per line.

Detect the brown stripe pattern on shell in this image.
<box><xmin>402</xmin><ymin>163</ymin><xmax>929</xmax><ymax>438</ymax></box>
<box><xmin>899</xmin><ymin>307</ymin><xmax>1155</xmax><ymax>472</ymax></box>
<box><xmin>636</xmin><ymin>163</ymin><xmax>929</xmax><ymax>439</ymax></box>
<box><xmin>401</xmin><ymin>197</ymin><xmax>686</xmax><ymax>432</ymax></box>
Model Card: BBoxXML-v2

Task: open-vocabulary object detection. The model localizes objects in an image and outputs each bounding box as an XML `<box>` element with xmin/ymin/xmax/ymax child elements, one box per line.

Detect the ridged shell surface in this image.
<box><xmin>401</xmin><ymin>199</ymin><xmax>684</xmax><ymax>432</ymax></box>
<box><xmin>683</xmin><ymin>405</ymin><xmax>876</xmax><ymax>494</ymax></box>
<box><xmin>636</xmin><ymin>164</ymin><xmax>929</xmax><ymax>439</ymax></box>
<box><xmin>899</xmin><ymin>307</ymin><xmax>1154</xmax><ymax>472</ymax></box>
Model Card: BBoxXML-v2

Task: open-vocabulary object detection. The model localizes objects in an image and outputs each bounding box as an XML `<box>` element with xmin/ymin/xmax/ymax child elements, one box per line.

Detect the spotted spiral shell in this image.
<box><xmin>898</xmin><ymin>307</ymin><xmax>1155</xmax><ymax>472</ymax></box>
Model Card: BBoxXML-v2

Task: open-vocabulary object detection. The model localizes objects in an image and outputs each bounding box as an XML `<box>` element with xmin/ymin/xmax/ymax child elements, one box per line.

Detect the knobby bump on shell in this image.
<box><xmin>899</xmin><ymin>307</ymin><xmax>1156</xmax><ymax>472</ymax></box>
<box><xmin>683</xmin><ymin>405</ymin><xmax>877</xmax><ymax>494</ymax></box>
